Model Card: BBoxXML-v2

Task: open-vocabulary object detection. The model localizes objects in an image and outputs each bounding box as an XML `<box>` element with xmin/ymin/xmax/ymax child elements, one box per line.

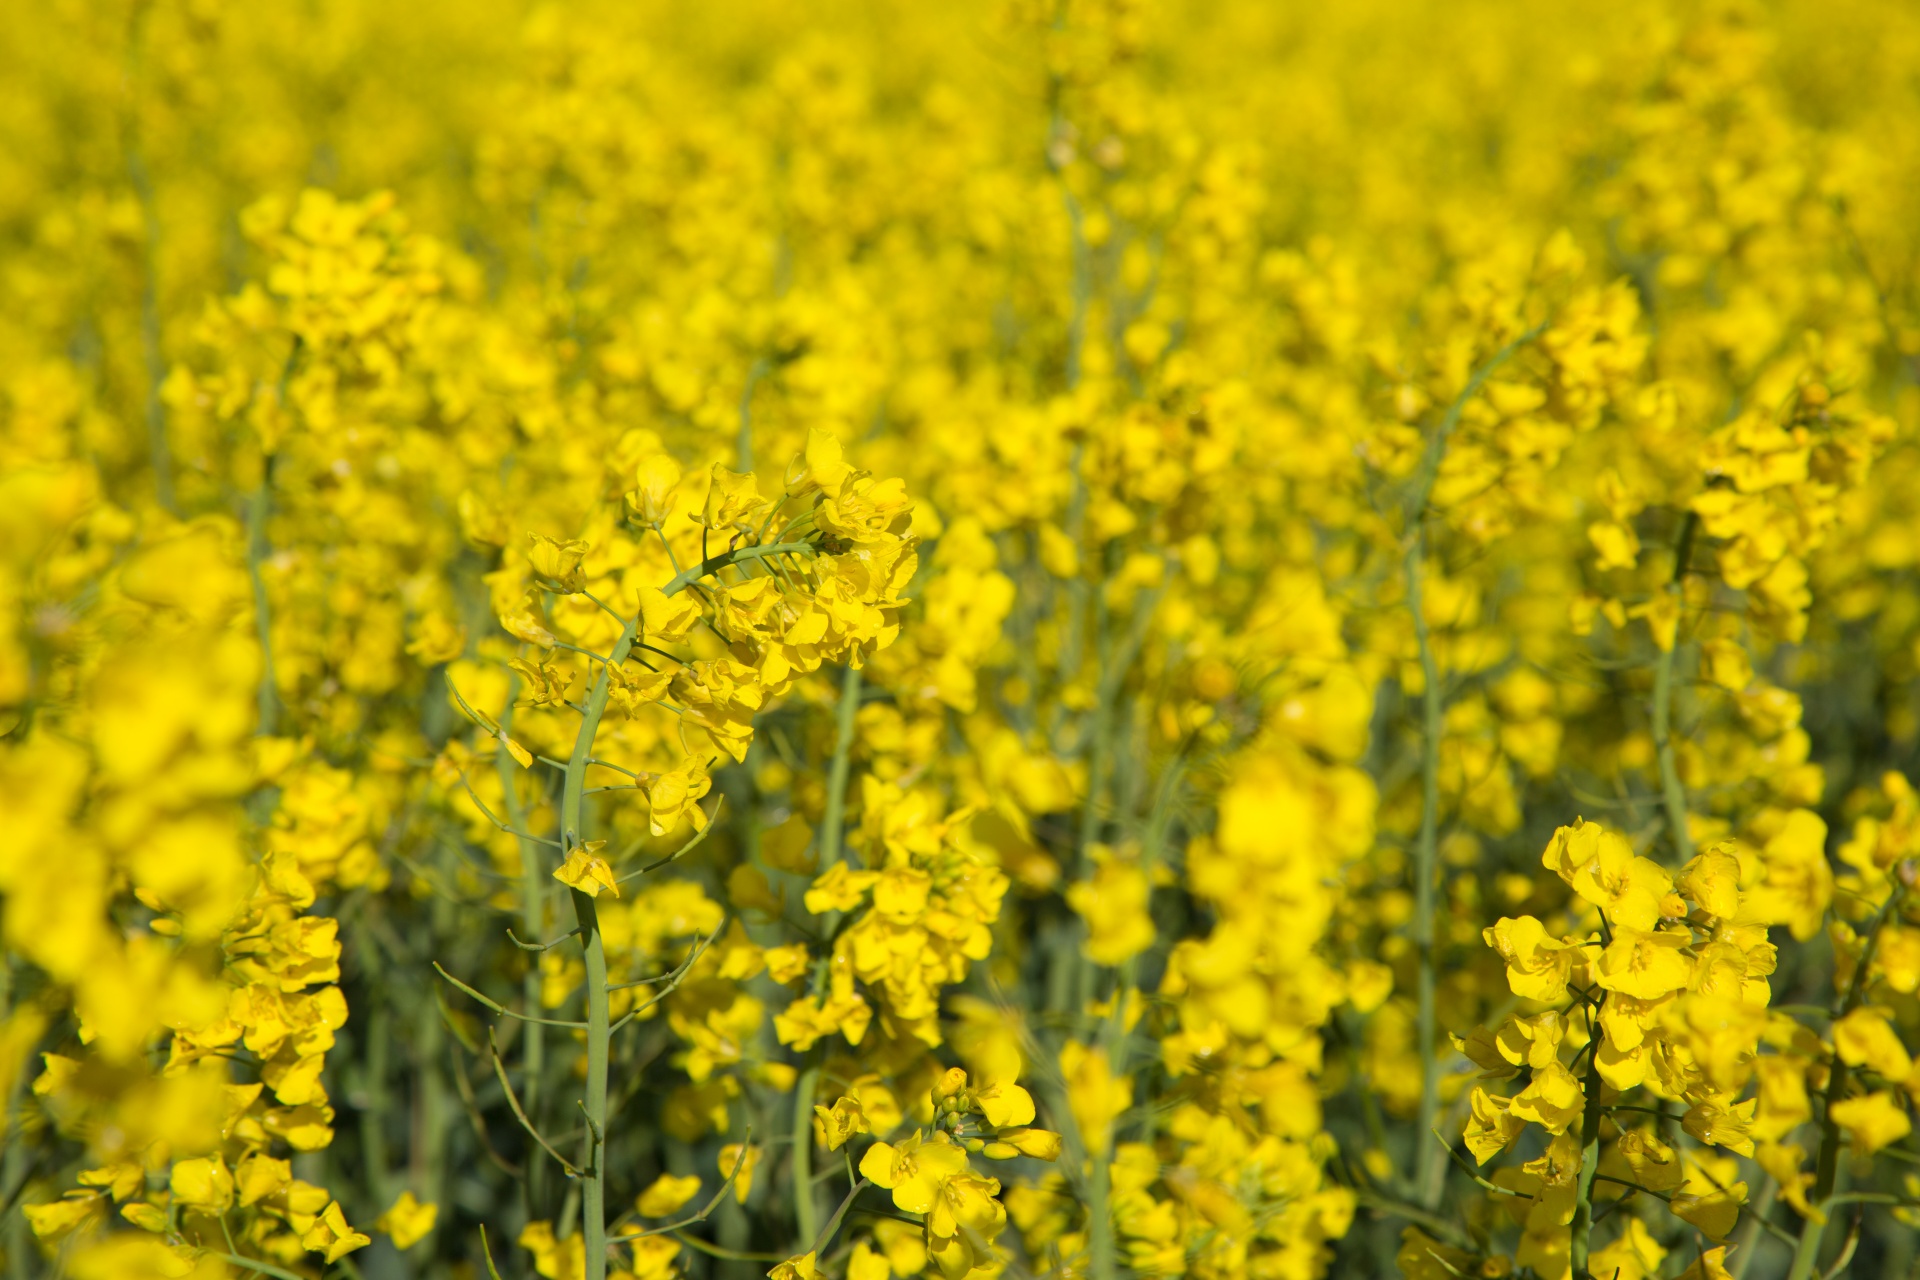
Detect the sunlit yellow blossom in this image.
<box><xmin>636</xmin><ymin>1174</ymin><xmax>702</xmax><ymax>1218</ymax></box>
<box><xmin>376</xmin><ymin>1191</ymin><xmax>438</xmax><ymax>1250</ymax></box>
<box><xmin>719</xmin><ymin>1144</ymin><xmax>762</xmax><ymax>1205</ymax></box>
<box><xmin>554</xmin><ymin>840</ymin><xmax>619</xmax><ymax>898</ymax></box>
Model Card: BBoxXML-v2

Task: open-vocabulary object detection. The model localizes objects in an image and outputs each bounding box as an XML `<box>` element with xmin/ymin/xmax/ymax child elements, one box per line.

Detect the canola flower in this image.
<box><xmin>8</xmin><ymin>1</ymin><xmax>1920</xmax><ymax>1279</ymax></box>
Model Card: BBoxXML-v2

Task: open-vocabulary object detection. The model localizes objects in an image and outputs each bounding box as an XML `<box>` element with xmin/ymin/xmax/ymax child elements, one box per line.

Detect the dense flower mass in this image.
<box><xmin>8</xmin><ymin>1</ymin><xmax>1920</xmax><ymax>1279</ymax></box>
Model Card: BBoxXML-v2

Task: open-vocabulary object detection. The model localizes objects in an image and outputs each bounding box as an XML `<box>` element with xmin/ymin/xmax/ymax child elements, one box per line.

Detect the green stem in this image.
<box><xmin>792</xmin><ymin>1065</ymin><xmax>821</xmax><ymax>1247</ymax></box>
<box><xmin>358</xmin><ymin>1002</ymin><xmax>392</xmax><ymax>1210</ymax></box>
<box><xmin>1088</xmin><ymin>1150</ymin><xmax>1116</xmax><ymax>1280</ymax></box>
<box><xmin>207</xmin><ymin>1253</ymin><xmax>310</xmax><ymax>1280</ymax></box>
<box><xmin>558</xmin><ymin>540</ymin><xmax>778</xmax><ymax>1278</ymax></box>
<box><xmin>1</xmin><ymin>962</ymin><xmax>29</xmax><ymax>1280</ymax></box>
<box><xmin>1405</xmin><ymin>527</ymin><xmax>1445</xmax><ymax>1208</ymax></box>
<box><xmin>1727</xmin><ymin>1176</ymin><xmax>1779</xmax><ymax>1280</ymax></box>
<box><xmin>246</xmin><ymin>476</ymin><xmax>280</xmax><ymax>737</ymax></box>
<box><xmin>737</xmin><ymin>356</ymin><xmax>767</xmax><ymax>474</ymax></box>
<box><xmin>663</xmin><ymin>541</ymin><xmax>815</xmax><ymax>597</ymax></box>
<box><xmin>1651</xmin><ymin>512</ymin><xmax>1697</xmax><ymax>867</ymax></box>
<box><xmin>498</xmin><ymin>694</ymin><xmax>548</xmax><ymax>1220</ymax></box>
<box><xmin>1786</xmin><ymin>882</ymin><xmax>1910</xmax><ymax>1280</ymax></box>
<box><xmin>127</xmin><ymin>142</ymin><xmax>174</xmax><ymax>516</ymax></box>
<box><xmin>821</xmin><ymin>664</ymin><xmax>861</xmax><ymax>866</ymax></box>
<box><xmin>1402</xmin><ymin>326</ymin><xmax>1542</xmax><ymax>1207</ymax></box>
<box><xmin>1568</xmin><ymin>1003</ymin><xmax>1609</xmax><ymax>1279</ymax></box>
<box><xmin>809</xmin><ymin>1176</ymin><xmax>868</xmax><ymax>1256</ymax></box>
<box><xmin>561</xmin><ymin>625</ymin><xmax>636</xmax><ymax>1280</ymax></box>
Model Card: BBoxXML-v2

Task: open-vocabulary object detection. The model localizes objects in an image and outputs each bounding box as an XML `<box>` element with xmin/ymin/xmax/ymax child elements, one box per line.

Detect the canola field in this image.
<box><xmin>8</xmin><ymin>1</ymin><xmax>1920</xmax><ymax>1278</ymax></box>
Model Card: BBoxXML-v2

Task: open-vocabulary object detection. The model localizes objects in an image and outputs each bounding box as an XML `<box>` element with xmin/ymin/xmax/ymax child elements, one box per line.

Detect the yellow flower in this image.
<box><xmin>518</xmin><ymin>1221</ymin><xmax>583</xmax><ymax>1280</ymax></box>
<box><xmin>1682</xmin><ymin>1096</ymin><xmax>1759</xmax><ymax>1157</ymax></box>
<box><xmin>971</xmin><ymin>1075</ymin><xmax>1036</xmax><ymax>1129</ymax></box>
<box><xmin>1700</xmin><ymin>638</ymin><xmax>1754</xmax><ymax>691</ymax></box>
<box><xmin>607</xmin><ymin>665</ymin><xmax>673</xmax><ymax>718</ymax></box>
<box><xmin>639</xmin><ymin>586</ymin><xmax>702</xmax><ymax>644</ymax></box>
<box><xmin>1483</xmin><ymin>916</ymin><xmax>1574</xmax><ymax>1002</ymax></box>
<box><xmin>817</xmin><ymin>472</ymin><xmax>913</xmax><ymax>544</ymax></box>
<box><xmin>804</xmin><ymin>862</ymin><xmax>880</xmax><ymax>914</ymax></box>
<box><xmin>554</xmin><ymin>840</ymin><xmax>619</xmax><ymax>899</ymax></box>
<box><xmin>1058</xmin><ymin>1042</ymin><xmax>1131</xmax><ymax>1158</ymax></box>
<box><xmin>814</xmin><ymin>1096</ymin><xmax>871</xmax><ymax>1151</ymax></box>
<box><xmin>301</xmin><ymin>1200</ymin><xmax>370</xmax><ymax>1264</ymax></box>
<box><xmin>168</xmin><ymin>1155</ymin><xmax>235</xmax><ymax>1213</ymax></box>
<box><xmin>375</xmin><ymin>1190</ymin><xmax>438</xmax><ymax>1250</ymax></box>
<box><xmin>1507</xmin><ymin>1060</ymin><xmax>1583</xmax><ymax>1136</ymax></box>
<box><xmin>1589</xmin><ymin>1218</ymin><xmax>1667</xmax><ymax>1280</ymax></box>
<box><xmin>982</xmin><ymin>1127</ymin><xmax>1063</xmax><ymax>1161</ymax></box>
<box><xmin>764</xmin><ymin>944</ymin><xmax>810</xmax><ymax>984</ymax></box>
<box><xmin>719</xmin><ymin>1143</ymin><xmax>761</xmax><ymax>1204</ymax></box>
<box><xmin>526</xmin><ymin>534</ymin><xmax>590</xmax><ymax>593</ymax></box>
<box><xmin>646</xmin><ymin>761</ymin><xmax>713</xmax><ymax>837</ymax></box>
<box><xmin>1675</xmin><ymin>1246</ymin><xmax>1735</xmax><ymax>1280</ymax></box>
<box><xmin>627</xmin><ymin>454</ymin><xmax>684</xmax><ymax>527</ymax></box>
<box><xmin>1587</xmin><ymin>519</ymin><xmax>1639</xmax><ymax>571</ymax></box>
<box><xmin>1829</xmin><ymin>1090</ymin><xmax>1913</xmax><ymax>1157</ymax></box>
<box><xmin>1670</xmin><ymin>1183</ymin><xmax>1746</xmax><ymax>1241</ymax></box>
<box><xmin>1754</xmin><ymin>1056</ymin><xmax>1813</xmax><ymax>1143</ymax></box>
<box><xmin>406</xmin><ymin>610</ymin><xmax>466</xmax><ymax>665</ymax></box>
<box><xmin>700</xmin><ymin>465</ymin><xmax>766</xmax><ymax>531</ymax></box>
<box><xmin>1065</xmin><ymin>857</ymin><xmax>1155</xmax><ymax>966</ymax></box>
<box><xmin>1756</xmin><ymin>1141</ymin><xmax>1820</xmax><ymax>1220</ymax></box>
<box><xmin>859</xmin><ymin>1131</ymin><xmax>971</xmax><ymax>1214</ymax></box>
<box><xmin>768</xmin><ymin>1251</ymin><xmax>819</xmax><ymax>1280</ymax></box>
<box><xmin>1678</xmin><ymin>847</ymin><xmax>1743</xmax><ymax>920</ymax></box>
<box><xmin>509</xmin><ymin>655</ymin><xmax>572</xmax><ymax>707</ymax></box>
<box><xmin>1463</xmin><ymin>1087</ymin><xmax>1523</xmax><ymax>1162</ymax></box>
<box><xmin>786</xmin><ymin>429</ymin><xmax>854</xmax><ymax>496</ymax></box>
<box><xmin>1494</xmin><ymin>1011</ymin><xmax>1565</xmax><ymax>1072</ymax></box>
<box><xmin>1833</xmin><ymin>1007</ymin><xmax>1914</xmax><ymax>1082</ymax></box>
<box><xmin>1745</xmin><ymin>809</ymin><xmax>1834</xmax><ymax>942</ymax></box>
<box><xmin>636</xmin><ymin>1173</ymin><xmax>703</xmax><ymax>1217</ymax></box>
<box><xmin>1616</xmin><ymin>1128</ymin><xmax>1684</xmax><ymax>1193</ymax></box>
<box><xmin>926</xmin><ymin>1167</ymin><xmax>1005</xmax><ymax>1244</ymax></box>
<box><xmin>847</xmin><ymin>1242</ymin><xmax>891</xmax><ymax>1280</ymax></box>
<box><xmin>24</xmin><ymin>1194</ymin><xmax>102</xmax><ymax>1243</ymax></box>
<box><xmin>1578</xmin><ymin>849</ymin><xmax>1672</xmax><ymax>933</ymax></box>
<box><xmin>118</xmin><ymin>1203</ymin><xmax>169</xmax><ymax>1233</ymax></box>
<box><xmin>233</xmin><ymin>1153</ymin><xmax>290</xmax><ymax>1207</ymax></box>
<box><xmin>1594</xmin><ymin>927</ymin><xmax>1693</xmax><ymax>999</ymax></box>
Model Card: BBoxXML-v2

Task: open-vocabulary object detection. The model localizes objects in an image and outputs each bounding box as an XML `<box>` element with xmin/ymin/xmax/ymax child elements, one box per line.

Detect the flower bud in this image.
<box><xmin>626</xmin><ymin>454</ymin><xmax>683</xmax><ymax>527</ymax></box>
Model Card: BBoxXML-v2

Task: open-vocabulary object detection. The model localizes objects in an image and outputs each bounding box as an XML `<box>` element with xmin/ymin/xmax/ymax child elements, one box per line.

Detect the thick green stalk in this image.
<box><xmin>737</xmin><ymin>356</ymin><xmax>767</xmax><ymax>474</ymax></box>
<box><xmin>1</xmin><ymin>962</ymin><xmax>28</xmax><ymax>1280</ymax></box>
<box><xmin>1405</xmin><ymin>531</ymin><xmax>1445</xmax><ymax>1208</ymax></box>
<box><xmin>561</xmin><ymin>616</ymin><xmax>637</xmax><ymax>1280</ymax></box>
<box><xmin>1088</xmin><ymin>1152</ymin><xmax>1116</xmax><ymax>1280</ymax></box>
<box><xmin>1401</xmin><ymin>326</ymin><xmax>1541</xmax><ymax>1206</ymax></box>
<box><xmin>820</xmin><ymin>663</ymin><xmax>861</xmax><ymax>866</ymax></box>
<box><xmin>1786</xmin><ymin>884</ymin><xmax>1909</xmax><ymax>1280</ymax></box>
<box><xmin>413</xmin><ymin>945</ymin><xmax>449</xmax><ymax>1251</ymax></box>
<box><xmin>1726</xmin><ymin>1176</ymin><xmax>1779</xmax><ymax>1280</ymax></box>
<box><xmin>358</xmin><ymin>1002</ymin><xmax>392</xmax><ymax>1209</ymax></box>
<box><xmin>1651</xmin><ymin>512</ymin><xmax>1698</xmax><ymax>867</ymax></box>
<box><xmin>791</xmin><ymin>664</ymin><xmax>860</xmax><ymax>1250</ymax></box>
<box><xmin>569</xmin><ymin>886</ymin><xmax>610</xmax><ymax>1276</ymax></box>
<box><xmin>128</xmin><ymin>145</ymin><xmax>175</xmax><ymax>516</ymax></box>
<box><xmin>1568</xmin><ymin>1005</ymin><xmax>1608</xmax><ymax>1279</ymax></box>
<box><xmin>560</xmin><ymin>542</ymin><xmax>791</xmax><ymax>1277</ymax></box>
<box><xmin>499</xmin><ymin>704</ymin><xmax>550</xmax><ymax>1215</ymax></box>
<box><xmin>246</xmin><ymin>476</ymin><xmax>280</xmax><ymax>737</ymax></box>
<box><xmin>792</xmin><ymin>1064</ymin><xmax>822</xmax><ymax>1247</ymax></box>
